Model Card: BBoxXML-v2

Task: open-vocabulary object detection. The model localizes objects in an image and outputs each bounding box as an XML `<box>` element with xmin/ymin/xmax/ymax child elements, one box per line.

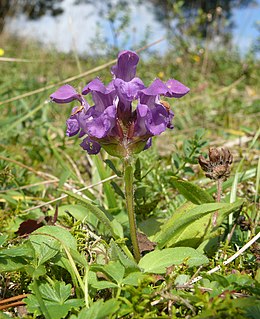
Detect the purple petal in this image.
<box><xmin>67</xmin><ymin>106</ymin><xmax>91</xmax><ymax>135</ymax></box>
<box><xmin>147</xmin><ymin>105</ymin><xmax>168</xmax><ymax>135</ymax></box>
<box><xmin>141</xmin><ymin>78</ymin><xmax>190</xmax><ymax>99</ymax></box>
<box><xmin>50</xmin><ymin>85</ymin><xmax>81</xmax><ymax>103</ymax></box>
<box><xmin>82</xmin><ymin>78</ymin><xmax>115</xmax><ymax>112</ymax></box>
<box><xmin>82</xmin><ymin>78</ymin><xmax>107</xmax><ymax>95</ymax></box>
<box><xmin>141</xmin><ymin>79</ymin><xmax>169</xmax><ymax>96</ymax></box>
<box><xmin>111</xmin><ymin>50</ymin><xmax>139</xmax><ymax>82</ymax></box>
<box><xmin>134</xmin><ymin>103</ymin><xmax>149</xmax><ymax>136</ymax></box>
<box><xmin>66</xmin><ymin>118</ymin><xmax>80</xmax><ymax>137</ymax></box>
<box><xmin>86</xmin><ymin>105</ymin><xmax>117</xmax><ymax>138</ymax></box>
<box><xmin>80</xmin><ymin>137</ymin><xmax>101</xmax><ymax>154</ymax></box>
<box><xmin>135</xmin><ymin>103</ymin><xmax>169</xmax><ymax>136</ymax></box>
<box><xmin>165</xmin><ymin>79</ymin><xmax>190</xmax><ymax>98</ymax></box>
<box><xmin>114</xmin><ymin>77</ymin><xmax>145</xmax><ymax>102</ymax></box>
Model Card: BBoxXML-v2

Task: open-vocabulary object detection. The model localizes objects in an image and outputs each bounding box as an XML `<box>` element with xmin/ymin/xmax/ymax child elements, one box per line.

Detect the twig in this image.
<box><xmin>0</xmin><ymin>57</ymin><xmax>37</xmax><ymax>62</ymax></box>
<box><xmin>185</xmin><ymin>231</ymin><xmax>260</xmax><ymax>286</ymax></box>
<box><xmin>0</xmin><ymin>294</ymin><xmax>28</xmax><ymax>305</ymax></box>
<box><xmin>0</xmin><ymin>294</ymin><xmax>28</xmax><ymax>310</ymax></box>
<box><xmin>0</xmin><ymin>300</ymin><xmax>26</xmax><ymax>310</ymax></box>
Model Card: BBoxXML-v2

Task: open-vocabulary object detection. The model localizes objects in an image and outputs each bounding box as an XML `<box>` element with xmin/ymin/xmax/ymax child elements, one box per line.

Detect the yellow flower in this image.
<box><xmin>192</xmin><ymin>55</ymin><xmax>200</xmax><ymax>63</ymax></box>
<box><xmin>0</xmin><ymin>48</ymin><xmax>4</xmax><ymax>56</ymax></box>
<box><xmin>158</xmin><ymin>71</ymin><xmax>164</xmax><ymax>79</ymax></box>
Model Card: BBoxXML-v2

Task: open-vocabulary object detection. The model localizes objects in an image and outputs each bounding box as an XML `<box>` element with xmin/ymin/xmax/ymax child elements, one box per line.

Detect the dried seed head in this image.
<box><xmin>198</xmin><ymin>147</ymin><xmax>233</xmax><ymax>181</ymax></box>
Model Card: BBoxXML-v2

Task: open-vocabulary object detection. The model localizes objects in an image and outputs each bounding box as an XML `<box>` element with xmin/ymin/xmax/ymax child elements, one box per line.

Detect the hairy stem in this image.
<box><xmin>124</xmin><ymin>159</ymin><xmax>140</xmax><ymax>262</ymax></box>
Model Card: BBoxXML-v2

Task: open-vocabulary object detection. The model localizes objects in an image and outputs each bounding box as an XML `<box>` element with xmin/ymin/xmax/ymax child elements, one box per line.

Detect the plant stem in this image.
<box><xmin>212</xmin><ymin>179</ymin><xmax>223</xmax><ymax>227</ymax></box>
<box><xmin>31</xmin><ymin>280</ymin><xmax>52</xmax><ymax>319</ymax></box>
<box><xmin>63</xmin><ymin>245</ymin><xmax>89</xmax><ymax>308</ymax></box>
<box><xmin>124</xmin><ymin>159</ymin><xmax>141</xmax><ymax>262</ymax></box>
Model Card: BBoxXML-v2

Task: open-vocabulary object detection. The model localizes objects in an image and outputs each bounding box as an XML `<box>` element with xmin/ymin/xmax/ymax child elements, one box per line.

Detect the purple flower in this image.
<box><xmin>50</xmin><ymin>50</ymin><xmax>189</xmax><ymax>158</ymax></box>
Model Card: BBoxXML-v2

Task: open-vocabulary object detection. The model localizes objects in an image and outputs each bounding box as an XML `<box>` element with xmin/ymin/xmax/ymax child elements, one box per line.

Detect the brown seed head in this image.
<box><xmin>198</xmin><ymin>147</ymin><xmax>233</xmax><ymax>181</ymax></box>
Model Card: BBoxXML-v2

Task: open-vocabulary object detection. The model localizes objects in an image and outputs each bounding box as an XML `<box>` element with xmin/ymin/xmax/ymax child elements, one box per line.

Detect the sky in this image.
<box><xmin>6</xmin><ymin>0</ymin><xmax>260</xmax><ymax>55</ymax></box>
<box><xmin>232</xmin><ymin>2</ymin><xmax>260</xmax><ymax>52</ymax></box>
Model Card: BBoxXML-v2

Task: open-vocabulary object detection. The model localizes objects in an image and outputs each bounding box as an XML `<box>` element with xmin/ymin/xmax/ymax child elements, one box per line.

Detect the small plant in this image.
<box><xmin>50</xmin><ymin>50</ymin><xmax>190</xmax><ymax>261</ymax></box>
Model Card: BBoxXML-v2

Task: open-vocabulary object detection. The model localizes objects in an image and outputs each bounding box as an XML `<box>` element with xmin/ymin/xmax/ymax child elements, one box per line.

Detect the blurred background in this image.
<box><xmin>0</xmin><ymin>0</ymin><xmax>260</xmax><ymax>56</ymax></box>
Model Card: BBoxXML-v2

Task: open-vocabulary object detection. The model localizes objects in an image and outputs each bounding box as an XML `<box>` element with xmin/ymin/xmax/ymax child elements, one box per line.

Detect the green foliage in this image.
<box><xmin>25</xmin><ymin>281</ymin><xmax>84</xmax><ymax>319</ymax></box>
<box><xmin>62</xmin><ymin>190</ymin><xmax>123</xmax><ymax>239</ymax></box>
<box><xmin>154</xmin><ymin>200</ymin><xmax>244</xmax><ymax>248</ymax></box>
<box><xmin>70</xmin><ymin>299</ymin><xmax>121</xmax><ymax>319</ymax></box>
<box><xmin>170</xmin><ymin>177</ymin><xmax>214</xmax><ymax>204</ymax></box>
<box><xmin>138</xmin><ymin>247</ymin><xmax>209</xmax><ymax>273</ymax></box>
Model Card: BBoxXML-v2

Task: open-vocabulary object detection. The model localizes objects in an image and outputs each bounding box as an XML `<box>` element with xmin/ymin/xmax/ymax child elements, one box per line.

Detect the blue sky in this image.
<box><xmin>233</xmin><ymin>1</ymin><xmax>260</xmax><ymax>52</ymax></box>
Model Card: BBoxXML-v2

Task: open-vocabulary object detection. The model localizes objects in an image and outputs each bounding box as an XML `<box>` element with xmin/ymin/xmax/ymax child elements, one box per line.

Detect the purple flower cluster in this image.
<box><xmin>50</xmin><ymin>50</ymin><xmax>189</xmax><ymax>158</ymax></box>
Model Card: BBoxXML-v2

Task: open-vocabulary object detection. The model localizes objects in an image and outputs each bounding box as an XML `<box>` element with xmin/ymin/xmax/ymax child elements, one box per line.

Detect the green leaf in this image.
<box><xmin>62</xmin><ymin>190</ymin><xmax>120</xmax><ymax>239</ymax></box>
<box><xmin>91</xmin><ymin>261</ymin><xmax>125</xmax><ymax>284</ymax></box>
<box><xmin>0</xmin><ymin>243</ymin><xmax>34</xmax><ymax>257</ymax></box>
<box><xmin>31</xmin><ymin>225</ymin><xmax>77</xmax><ymax>250</ymax></box>
<box><xmin>110</xmin><ymin>181</ymin><xmax>125</xmax><ymax>199</ymax></box>
<box><xmin>122</xmin><ymin>272</ymin><xmax>146</xmax><ymax>286</ymax></box>
<box><xmin>47</xmin><ymin>133</ymin><xmax>77</xmax><ymax>181</ymax></box>
<box><xmin>255</xmin><ymin>268</ymin><xmax>260</xmax><ymax>284</ymax></box>
<box><xmin>0</xmin><ymin>234</ymin><xmax>8</xmax><ymax>246</ymax></box>
<box><xmin>134</xmin><ymin>158</ymin><xmax>141</xmax><ymax>180</ymax></box>
<box><xmin>29</xmin><ymin>235</ymin><xmax>60</xmax><ymax>266</ymax></box>
<box><xmin>103</xmin><ymin>261</ymin><xmax>125</xmax><ymax>283</ymax></box>
<box><xmin>93</xmin><ymin>156</ymin><xmax>117</xmax><ymax>209</ymax></box>
<box><xmin>24</xmin><ymin>265</ymin><xmax>46</xmax><ymax>278</ymax></box>
<box><xmin>58</xmin><ymin>204</ymin><xmax>99</xmax><ymax>227</ymax></box>
<box><xmin>39</xmin><ymin>280</ymin><xmax>71</xmax><ymax>302</ymax></box>
<box><xmin>154</xmin><ymin>200</ymin><xmax>244</xmax><ymax>248</ymax></box>
<box><xmin>0</xmin><ymin>194</ymin><xmax>17</xmax><ymax>205</ymax></box>
<box><xmin>26</xmin><ymin>281</ymin><xmax>84</xmax><ymax>319</ymax></box>
<box><xmin>134</xmin><ymin>186</ymin><xmax>146</xmax><ymax>199</ymax></box>
<box><xmin>138</xmin><ymin>247</ymin><xmax>209</xmax><ymax>274</ymax></box>
<box><xmin>195</xmin><ymin>128</ymin><xmax>205</xmax><ymax>140</ymax></box>
<box><xmin>174</xmin><ymin>274</ymin><xmax>190</xmax><ymax>286</ymax></box>
<box><xmin>245</xmin><ymin>304</ymin><xmax>260</xmax><ymax>319</ymax></box>
<box><xmin>104</xmin><ymin>159</ymin><xmax>122</xmax><ymax>177</ymax></box>
<box><xmin>91</xmin><ymin>281</ymin><xmax>118</xmax><ymax>290</ymax></box>
<box><xmin>75</xmin><ymin>299</ymin><xmax>120</xmax><ymax>319</ymax></box>
<box><xmin>109</xmin><ymin>240</ymin><xmax>139</xmax><ymax>272</ymax></box>
<box><xmin>58</xmin><ymin>170</ymin><xmax>71</xmax><ymax>188</ymax></box>
<box><xmin>170</xmin><ymin>177</ymin><xmax>214</xmax><ymax>204</ymax></box>
<box><xmin>0</xmin><ymin>255</ymin><xmax>28</xmax><ymax>272</ymax></box>
<box><xmin>0</xmin><ymin>243</ymin><xmax>34</xmax><ymax>272</ymax></box>
<box><xmin>139</xmin><ymin>216</ymin><xmax>162</xmax><ymax>237</ymax></box>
